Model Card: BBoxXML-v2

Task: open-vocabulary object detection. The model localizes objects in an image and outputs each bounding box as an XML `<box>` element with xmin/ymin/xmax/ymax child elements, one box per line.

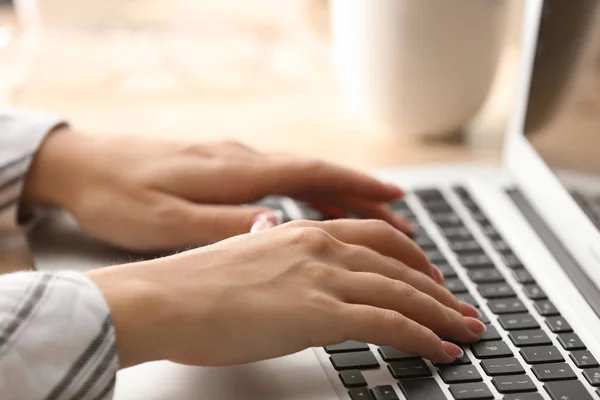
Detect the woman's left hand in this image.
<box><xmin>24</xmin><ymin>127</ymin><xmax>410</xmax><ymax>251</ymax></box>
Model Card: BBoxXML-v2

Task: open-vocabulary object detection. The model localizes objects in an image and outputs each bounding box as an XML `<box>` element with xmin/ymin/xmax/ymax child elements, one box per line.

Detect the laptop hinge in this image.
<box><xmin>507</xmin><ymin>188</ymin><xmax>600</xmax><ymax>319</ymax></box>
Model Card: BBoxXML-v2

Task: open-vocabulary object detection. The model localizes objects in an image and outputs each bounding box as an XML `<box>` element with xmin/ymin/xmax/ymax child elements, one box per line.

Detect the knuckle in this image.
<box><xmin>380</xmin><ymin>309</ymin><xmax>408</xmax><ymax>333</ymax></box>
<box><xmin>364</xmin><ymin>218</ymin><xmax>393</xmax><ymax>234</ymax></box>
<box><xmin>289</xmin><ymin>227</ymin><xmax>335</xmax><ymax>253</ymax></box>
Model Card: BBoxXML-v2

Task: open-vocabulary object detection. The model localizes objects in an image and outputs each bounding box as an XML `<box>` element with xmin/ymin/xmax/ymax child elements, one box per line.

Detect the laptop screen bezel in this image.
<box><xmin>504</xmin><ymin>0</ymin><xmax>600</xmax><ymax>286</ymax></box>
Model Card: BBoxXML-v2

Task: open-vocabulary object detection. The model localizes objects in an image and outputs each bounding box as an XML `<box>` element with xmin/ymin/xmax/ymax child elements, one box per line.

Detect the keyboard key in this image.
<box><xmin>582</xmin><ymin>368</ymin><xmax>600</xmax><ymax>386</ymax></box>
<box><xmin>489</xmin><ymin>299</ymin><xmax>528</xmax><ymax>314</ymax></box>
<box><xmin>480</xmin><ymin>225</ymin><xmax>502</xmax><ymax>240</ymax></box>
<box><xmin>569</xmin><ymin>350</ymin><xmax>599</xmax><ymax>368</ymax></box>
<box><xmin>449</xmin><ymin>382</ymin><xmax>494</xmax><ymax>399</ymax></box>
<box><xmin>503</xmin><ymin>394</ymin><xmax>543</xmax><ymax>400</ymax></box>
<box><xmin>372</xmin><ymin>385</ymin><xmax>400</xmax><ymax>400</ymax></box>
<box><xmin>478</xmin><ymin>283</ymin><xmax>515</xmax><ymax>299</ymax></box>
<box><xmin>338</xmin><ymin>370</ymin><xmax>367</xmax><ymax>388</ymax></box>
<box><xmin>449</xmin><ymin>240</ymin><xmax>483</xmax><ymax>255</ymax></box>
<box><xmin>439</xmin><ymin>365</ymin><xmax>482</xmax><ymax>383</ymax></box>
<box><xmin>378</xmin><ymin>346</ymin><xmax>419</xmax><ymax>361</ymax></box>
<box><xmin>546</xmin><ymin>316</ymin><xmax>573</xmax><ymax>333</ymax></box>
<box><xmin>454</xmin><ymin>186</ymin><xmax>471</xmax><ymax>199</ymax></box>
<box><xmin>498</xmin><ymin>314</ymin><xmax>539</xmax><ymax>330</ymax></box>
<box><xmin>478</xmin><ymin>310</ymin><xmax>491</xmax><ymax>324</ymax></box>
<box><xmin>471</xmin><ymin>341</ymin><xmax>512</xmax><ymax>359</ymax></box>
<box><xmin>446</xmin><ymin>278</ymin><xmax>469</xmax><ymax>293</ymax></box>
<box><xmin>388</xmin><ymin>359</ymin><xmax>431</xmax><ymax>379</ymax></box>
<box><xmin>557</xmin><ymin>333</ymin><xmax>586</xmax><ymax>351</ymax></box>
<box><xmin>435</xmin><ymin>353</ymin><xmax>471</xmax><ymax>367</ymax></box>
<box><xmin>431</xmin><ymin>213</ymin><xmax>464</xmax><ymax>227</ymax></box>
<box><xmin>468</xmin><ymin>269</ymin><xmax>504</xmax><ymax>284</ymax></box>
<box><xmin>422</xmin><ymin>200</ymin><xmax>454</xmax><ymax>213</ymax></box>
<box><xmin>492</xmin><ymin>375</ymin><xmax>537</xmax><ymax>393</ymax></box>
<box><xmin>325</xmin><ymin>341</ymin><xmax>369</xmax><ymax>354</ymax></box>
<box><xmin>533</xmin><ymin>300</ymin><xmax>560</xmax><ymax>317</ymax></box>
<box><xmin>531</xmin><ymin>363</ymin><xmax>576</xmax><ymax>381</ymax></box>
<box><xmin>523</xmin><ymin>284</ymin><xmax>547</xmax><ymax>300</ymax></box>
<box><xmin>415</xmin><ymin>189</ymin><xmax>445</xmax><ymax>202</ymax></box>
<box><xmin>437</xmin><ymin>263</ymin><xmax>458</xmax><ymax>278</ymax></box>
<box><xmin>398</xmin><ymin>378</ymin><xmax>446</xmax><ymax>400</ymax></box>
<box><xmin>330</xmin><ymin>351</ymin><xmax>379</xmax><ymax>370</ymax></box>
<box><xmin>413</xmin><ymin>235</ymin><xmax>438</xmax><ymax>251</ymax></box>
<box><xmin>508</xmin><ymin>330</ymin><xmax>551</xmax><ymax>347</ymax></box>
<box><xmin>456</xmin><ymin>293</ymin><xmax>479</xmax><ymax>307</ymax></box>
<box><xmin>491</xmin><ymin>239</ymin><xmax>513</xmax><ymax>255</ymax></box>
<box><xmin>512</xmin><ymin>269</ymin><xmax>535</xmax><ymax>284</ymax></box>
<box><xmin>544</xmin><ymin>380</ymin><xmax>594</xmax><ymax>400</ymax></box>
<box><xmin>520</xmin><ymin>346</ymin><xmax>564</xmax><ymax>364</ymax></box>
<box><xmin>458</xmin><ymin>254</ymin><xmax>495</xmax><ymax>270</ymax></box>
<box><xmin>502</xmin><ymin>254</ymin><xmax>524</xmax><ymax>269</ymax></box>
<box><xmin>442</xmin><ymin>226</ymin><xmax>474</xmax><ymax>241</ymax></box>
<box><xmin>349</xmin><ymin>387</ymin><xmax>375</xmax><ymax>400</ymax></box>
<box><xmin>480</xmin><ymin>357</ymin><xmax>525</xmax><ymax>376</ymax></box>
<box><xmin>425</xmin><ymin>250</ymin><xmax>447</xmax><ymax>264</ymax></box>
<box><xmin>478</xmin><ymin>325</ymin><xmax>501</xmax><ymax>341</ymax></box>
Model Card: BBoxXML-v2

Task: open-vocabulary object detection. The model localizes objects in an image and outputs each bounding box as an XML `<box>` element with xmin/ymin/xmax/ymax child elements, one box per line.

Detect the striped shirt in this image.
<box><xmin>0</xmin><ymin>109</ymin><xmax>118</xmax><ymax>400</ymax></box>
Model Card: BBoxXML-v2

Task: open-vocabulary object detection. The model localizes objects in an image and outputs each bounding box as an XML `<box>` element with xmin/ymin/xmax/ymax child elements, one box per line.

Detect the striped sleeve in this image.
<box><xmin>0</xmin><ymin>271</ymin><xmax>118</xmax><ymax>400</ymax></box>
<box><xmin>0</xmin><ymin>108</ymin><xmax>66</xmax><ymax>232</ymax></box>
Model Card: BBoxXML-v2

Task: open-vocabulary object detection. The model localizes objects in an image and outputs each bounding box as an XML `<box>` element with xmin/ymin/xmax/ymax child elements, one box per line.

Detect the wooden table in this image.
<box><xmin>0</xmin><ymin>1</ymin><xmax>504</xmax><ymax>273</ymax></box>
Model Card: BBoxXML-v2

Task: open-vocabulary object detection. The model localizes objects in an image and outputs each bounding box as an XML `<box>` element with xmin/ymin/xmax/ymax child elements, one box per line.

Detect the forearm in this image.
<box><xmin>0</xmin><ymin>270</ymin><xmax>118</xmax><ymax>400</ymax></box>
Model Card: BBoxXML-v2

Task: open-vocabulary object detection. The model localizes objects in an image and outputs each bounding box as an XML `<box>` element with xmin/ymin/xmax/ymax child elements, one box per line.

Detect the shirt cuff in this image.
<box><xmin>0</xmin><ymin>271</ymin><xmax>118</xmax><ymax>400</ymax></box>
<box><xmin>0</xmin><ymin>108</ymin><xmax>67</xmax><ymax>233</ymax></box>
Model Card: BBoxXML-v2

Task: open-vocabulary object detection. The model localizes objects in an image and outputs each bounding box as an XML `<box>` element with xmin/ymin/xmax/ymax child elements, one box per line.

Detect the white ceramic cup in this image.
<box><xmin>330</xmin><ymin>0</ymin><xmax>505</xmax><ymax>137</ymax></box>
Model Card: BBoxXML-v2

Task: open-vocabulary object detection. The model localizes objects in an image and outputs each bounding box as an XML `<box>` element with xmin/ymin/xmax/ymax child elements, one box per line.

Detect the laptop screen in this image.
<box><xmin>524</xmin><ymin>0</ymin><xmax>600</xmax><ymax>225</ymax></box>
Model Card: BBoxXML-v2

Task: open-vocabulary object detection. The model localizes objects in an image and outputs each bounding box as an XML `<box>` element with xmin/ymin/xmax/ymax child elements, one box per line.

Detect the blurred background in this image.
<box><xmin>0</xmin><ymin>0</ymin><xmax>587</xmax><ymax>168</ymax></box>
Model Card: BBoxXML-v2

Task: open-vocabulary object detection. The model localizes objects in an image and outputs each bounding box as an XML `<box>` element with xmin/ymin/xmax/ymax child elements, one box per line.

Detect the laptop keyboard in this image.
<box><xmin>301</xmin><ymin>186</ymin><xmax>600</xmax><ymax>400</ymax></box>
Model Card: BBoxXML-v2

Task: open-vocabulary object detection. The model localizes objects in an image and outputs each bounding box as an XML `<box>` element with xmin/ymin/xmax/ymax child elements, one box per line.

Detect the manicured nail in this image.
<box><xmin>393</xmin><ymin>214</ymin><xmax>413</xmax><ymax>234</ymax></box>
<box><xmin>432</xmin><ymin>265</ymin><xmax>445</xmax><ymax>285</ymax></box>
<box><xmin>442</xmin><ymin>341</ymin><xmax>464</xmax><ymax>359</ymax></box>
<box><xmin>458</xmin><ymin>301</ymin><xmax>481</xmax><ymax>318</ymax></box>
<box><xmin>250</xmin><ymin>212</ymin><xmax>278</xmax><ymax>232</ymax></box>
<box><xmin>464</xmin><ymin>317</ymin><xmax>487</xmax><ymax>335</ymax></box>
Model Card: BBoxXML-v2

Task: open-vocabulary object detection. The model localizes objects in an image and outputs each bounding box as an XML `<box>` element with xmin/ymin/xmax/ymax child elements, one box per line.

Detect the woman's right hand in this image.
<box><xmin>87</xmin><ymin>219</ymin><xmax>485</xmax><ymax>369</ymax></box>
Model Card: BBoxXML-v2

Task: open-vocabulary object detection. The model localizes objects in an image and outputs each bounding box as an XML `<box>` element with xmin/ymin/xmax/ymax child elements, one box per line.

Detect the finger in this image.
<box><xmin>304</xmin><ymin>196</ymin><xmax>412</xmax><ymax>234</ymax></box>
<box><xmin>266</xmin><ymin>157</ymin><xmax>405</xmax><ymax>202</ymax></box>
<box><xmin>340</xmin><ymin>243</ymin><xmax>477</xmax><ymax>315</ymax></box>
<box><xmin>166</xmin><ymin>200</ymin><xmax>282</xmax><ymax>246</ymax></box>
<box><xmin>288</xmin><ymin>219</ymin><xmax>434</xmax><ymax>282</ymax></box>
<box><xmin>338</xmin><ymin>304</ymin><xmax>463</xmax><ymax>363</ymax></box>
<box><xmin>334</xmin><ymin>271</ymin><xmax>484</xmax><ymax>344</ymax></box>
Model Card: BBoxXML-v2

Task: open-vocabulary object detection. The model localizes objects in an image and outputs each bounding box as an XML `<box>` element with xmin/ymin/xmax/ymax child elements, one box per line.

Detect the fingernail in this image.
<box><xmin>432</xmin><ymin>265</ymin><xmax>445</xmax><ymax>285</ymax></box>
<box><xmin>442</xmin><ymin>341</ymin><xmax>464</xmax><ymax>359</ymax></box>
<box><xmin>250</xmin><ymin>212</ymin><xmax>277</xmax><ymax>232</ymax></box>
<box><xmin>464</xmin><ymin>317</ymin><xmax>487</xmax><ymax>335</ymax></box>
<box><xmin>393</xmin><ymin>214</ymin><xmax>413</xmax><ymax>234</ymax></box>
<box><xmin>458</xmin><ymin>301</ymin><xmax>481</xmax><ymax>318</ymax></box>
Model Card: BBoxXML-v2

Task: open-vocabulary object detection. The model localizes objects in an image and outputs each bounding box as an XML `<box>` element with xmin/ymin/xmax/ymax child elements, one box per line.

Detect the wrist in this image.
<box><xmin>22</xmin><ymin>126</ymin><xmax>91</xmax><ymax>211</ymax></box>
<box><xmin>86</xmin><ymin>262</ymin><xmax>170</xmax><ymax>368</ymax></box>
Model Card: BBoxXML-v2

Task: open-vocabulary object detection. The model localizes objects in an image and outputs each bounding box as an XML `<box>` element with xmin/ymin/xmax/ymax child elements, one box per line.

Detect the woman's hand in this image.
<box><xmin>23</xmin><ymin>128</ymin><xmax>410</xmax><ymax>251</ymax></box>
<box><xmin>86</xmin><ymin>219</ymin><xmax>485</xmax><ymax>369</ymax></box>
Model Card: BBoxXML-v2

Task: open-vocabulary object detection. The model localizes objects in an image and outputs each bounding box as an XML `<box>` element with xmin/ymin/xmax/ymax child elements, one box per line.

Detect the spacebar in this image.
<box><xmin>398</xmin><ymin>378</ymin><xmax>446</xmax><ymax>400</ymax></box>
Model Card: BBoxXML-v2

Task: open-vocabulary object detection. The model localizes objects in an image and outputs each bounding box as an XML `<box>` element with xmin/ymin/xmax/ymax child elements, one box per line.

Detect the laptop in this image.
<box><xmin>31</xmin><ymin>0</ymin><xmax>600</xmax><ymax>398</ymax></box>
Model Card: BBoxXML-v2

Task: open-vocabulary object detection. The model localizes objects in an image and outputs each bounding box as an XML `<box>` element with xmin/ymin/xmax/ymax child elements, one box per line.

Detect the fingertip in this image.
<box><xmin>250</xmin><ymin>210</ymin><xmax>282</xmax><ymax>232</ymax></box>
<box><xmin>458</xmin><ymin>301</ymin><xmax>481</xmax><ymax>318</ymax></box>
<box><xmin>441</xmin><ymin>341</ymin><xmax>463</xmax><ymax>362</ymax></box>
<box><xmin>432</xmin><ymin>265</ymin><xmax>445</xmax><ymax>285</ymax></box>
<box><xmin>392</xmin><ymin>214</ymin><xmax>413</xmax><ymax>235</ymax></box>
<box><xmin>384</xmin><ymin>183</ymin><xmax>405</xmax><ymax>198</ymax></box>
